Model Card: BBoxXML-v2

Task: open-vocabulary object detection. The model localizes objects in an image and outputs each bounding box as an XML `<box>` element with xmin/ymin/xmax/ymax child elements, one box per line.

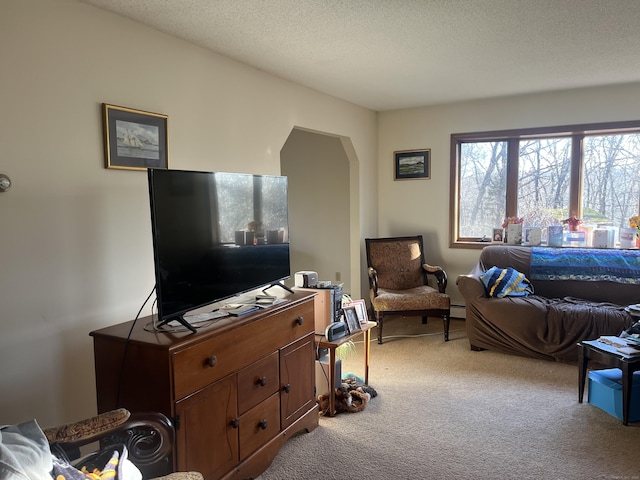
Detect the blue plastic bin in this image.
<box><xmin>588</xmin><ymin>368</ymin><xmax>640</xmax><ymax>422</ymax></box>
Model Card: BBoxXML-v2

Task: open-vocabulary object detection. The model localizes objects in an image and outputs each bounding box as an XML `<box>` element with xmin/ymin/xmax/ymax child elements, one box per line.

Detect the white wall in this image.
<box><xmin>282</xmin><ymin>129</ymin><xmax>352</xmax><ymax>293</ymax></box>
<box><xmin>378</xmin><ymin>82</ymin><xmax>640</xmax><ymax>308</ymax></box>
<box><xmin>0</xmin><ymin>0</ymin><xmax>377</xmax><ymax>427</ymax></box>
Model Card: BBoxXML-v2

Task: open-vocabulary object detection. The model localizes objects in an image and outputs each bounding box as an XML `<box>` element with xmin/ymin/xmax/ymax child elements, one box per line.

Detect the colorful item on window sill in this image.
<box><xmin>629</xmin><ymin>215</ymin><xmax>640</xmax><ymax>237</ymax></box>
<box><xmin>562</xmin><ymin>215</ymin><xmax>582</xmax><ymax>232</ymax></box>
<box><xmin>501</xmin><ymin>217</ymin><xmax>524</xmax><ymax>229</ymax></box>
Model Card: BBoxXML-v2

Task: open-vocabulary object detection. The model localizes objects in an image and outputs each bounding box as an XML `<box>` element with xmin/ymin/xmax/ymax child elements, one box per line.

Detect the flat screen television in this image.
<box><xmin>147</xmin><ymin>168</ymin><xmax>291</xmax><ymax>330</ymax></box>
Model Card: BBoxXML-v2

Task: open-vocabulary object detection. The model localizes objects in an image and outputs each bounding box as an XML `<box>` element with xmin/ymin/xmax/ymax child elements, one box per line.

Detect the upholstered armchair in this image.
<box><xmin>365</xmin><ymin>235</ymin><xmax>450</xmax><ymax>344</ymax></box>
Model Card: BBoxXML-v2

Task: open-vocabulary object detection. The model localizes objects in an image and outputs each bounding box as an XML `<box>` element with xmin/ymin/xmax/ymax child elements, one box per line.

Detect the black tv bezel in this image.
<box><xmin>147</xmin><ymin>168</ymin><xmax>291</xmax><ymax>326</ymax></box>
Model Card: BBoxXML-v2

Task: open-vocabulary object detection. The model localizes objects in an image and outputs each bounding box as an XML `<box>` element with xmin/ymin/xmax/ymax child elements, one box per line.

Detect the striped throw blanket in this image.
<box><xmin>530</xmin><ymin>247</ymin><xmax>640</xmax><ymax>284</ymax></box>
<box><xmin>480</xmin><ymin>266</ymin><xmax>534</xmax><ymax>298</ymax></box>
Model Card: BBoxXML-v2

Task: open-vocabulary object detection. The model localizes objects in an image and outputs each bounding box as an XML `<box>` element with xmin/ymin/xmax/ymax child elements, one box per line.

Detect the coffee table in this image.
<box><xmin>578</xmin><ymin>340</ymin><xmax>640</xmax><ymax>425</ymax></box>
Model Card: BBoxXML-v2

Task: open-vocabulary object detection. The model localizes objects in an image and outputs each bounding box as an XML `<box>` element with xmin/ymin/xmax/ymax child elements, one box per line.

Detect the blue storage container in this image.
<box><xmin>588</xmin><ymin>368</ymin><xmax>640</xmax><ymax>422</ymax></box>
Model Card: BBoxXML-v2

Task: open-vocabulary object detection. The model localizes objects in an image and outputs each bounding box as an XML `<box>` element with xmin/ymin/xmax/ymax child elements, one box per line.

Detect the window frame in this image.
<box><xmin>449</xmin><ymin>120</ymin><xmax>640</xmax><ymax>248</ymax></box>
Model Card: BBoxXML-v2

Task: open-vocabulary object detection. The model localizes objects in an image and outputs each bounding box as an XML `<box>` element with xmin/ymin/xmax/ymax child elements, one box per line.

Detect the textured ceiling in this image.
<box><xmin>82</xmin><ymin>0</ymin><xmax>640</xmax><ymax>111</ymax></box>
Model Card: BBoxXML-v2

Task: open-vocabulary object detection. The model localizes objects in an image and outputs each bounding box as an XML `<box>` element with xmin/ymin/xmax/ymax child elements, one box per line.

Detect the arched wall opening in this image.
<box><xmin>281</xmin><ymin>127</ymin><xmax>361</xmax><ymax>298</ymax></box>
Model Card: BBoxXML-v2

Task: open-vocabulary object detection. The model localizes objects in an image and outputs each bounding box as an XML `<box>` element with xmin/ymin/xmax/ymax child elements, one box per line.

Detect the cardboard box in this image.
<box><xmin>588</xmin><ymin>368</ymin><xmax>640</xmax><ymax>422</ymax></box>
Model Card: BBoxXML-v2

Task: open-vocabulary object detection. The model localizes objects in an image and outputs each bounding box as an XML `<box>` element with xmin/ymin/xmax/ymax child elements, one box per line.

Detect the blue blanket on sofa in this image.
<box><xmin>530</xmin><ymin>247</ymin><xmax>640</xmax><ymax>284</ymax></box>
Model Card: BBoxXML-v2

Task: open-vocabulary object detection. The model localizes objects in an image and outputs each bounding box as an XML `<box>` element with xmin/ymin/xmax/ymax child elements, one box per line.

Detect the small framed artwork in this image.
<box><xmin>394</xmin><ymin>149</ymin><xmax>430</xmax><ymax>180</ymax></box>
<box><xmin>492</xmin><ymin>228</ymin><xmax>504</xmax><ymax>243</ymax></box>
<box><xmin>343</xmin><ymin>306</ymin><xmax>361</xmax><ymax>334</ymax></box>
<box><xmin>344</xmin><ymin>299</ymin><xmax>369</xmax><ymax>325</ymax></box>
<box><xmin>103</xmin><ymin>103</ymin><xmax>168</xmax><ymax>171</ymax></box>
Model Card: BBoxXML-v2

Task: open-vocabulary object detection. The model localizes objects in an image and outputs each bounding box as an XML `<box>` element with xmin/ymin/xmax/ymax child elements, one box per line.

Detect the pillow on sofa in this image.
<box><xmin>480</xmin><ymin>266</ymin><xmax>534</xmax><ymax>298</ymax></box>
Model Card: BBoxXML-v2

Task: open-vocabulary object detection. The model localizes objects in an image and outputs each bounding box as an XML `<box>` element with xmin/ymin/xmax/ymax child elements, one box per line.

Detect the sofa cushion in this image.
<box><xmin>480</xmin><ymin>266</ymin><xmax>534</xmax><ymax>298</ymax></box>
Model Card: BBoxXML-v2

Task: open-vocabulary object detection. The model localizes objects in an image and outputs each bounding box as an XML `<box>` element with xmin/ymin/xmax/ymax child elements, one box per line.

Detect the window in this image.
<box><xmin>450</xmin><ymin>121</ymin><xmax>640</xmax><ymax>247</ymax></box>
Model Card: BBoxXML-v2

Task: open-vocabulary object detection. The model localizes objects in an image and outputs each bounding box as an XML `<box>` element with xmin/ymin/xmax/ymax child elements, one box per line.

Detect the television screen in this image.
<box><xmin>148</xmin><ymin>169</ymin><xmax>290</xmax><ymax>323</ymax></box>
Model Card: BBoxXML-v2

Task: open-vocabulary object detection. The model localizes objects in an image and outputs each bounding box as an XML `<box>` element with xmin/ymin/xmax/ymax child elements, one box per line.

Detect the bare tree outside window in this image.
<box><xmin>459</xmin><ymin>141</ymin><xmax>507</xmax><ymax>238</ymax></box>
<box><xmin>451</xmin><ymin>122</ymin><xmax>640</xmax><ymax>246</ymax></box>
<box><xmin>582</xmin><ymin>134</ymin><xmax>640</xmax><ymax>230</ymax></box>
<box><xmin>518</xmin><ymin>138</ymin><xmax>571</xmax><ymax>231</ymax></box>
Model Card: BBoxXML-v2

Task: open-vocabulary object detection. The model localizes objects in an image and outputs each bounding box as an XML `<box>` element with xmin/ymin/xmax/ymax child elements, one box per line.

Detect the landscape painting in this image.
<box><xmin>394</xmin><ymin>149</ymin><xmax>430</xmax><ymax>180</ymax></box>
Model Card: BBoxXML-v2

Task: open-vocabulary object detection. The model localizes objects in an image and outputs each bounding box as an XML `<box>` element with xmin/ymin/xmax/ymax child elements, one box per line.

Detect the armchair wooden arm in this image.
<box><xmin>367</xmin><ymin>267</ymin><xmax>379</xmax><ymax>295</ymax></box>
<box><xmin>44</xmin><ymin>408</ymin><xmax>201</xmax><ymax>480</ymax></box>
<box><xmin>423</xmin><ymin>263</ymin><xmax>448</xmax><ymax>293</ymax></box>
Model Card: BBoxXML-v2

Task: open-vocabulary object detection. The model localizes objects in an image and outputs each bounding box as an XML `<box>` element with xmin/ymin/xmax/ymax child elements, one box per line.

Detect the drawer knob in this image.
<box><xmin>231</xmin><ymin>418</ymin><xmax>239</xmax><ymax>429</ymax></box>
<box><xmin>206</xmin><ymin>355</ymin><xmax>218</xmax><ymax>367</ymax></box>
<box><xmin>283</xmin><ymin>383</ymin><xmax>291</xmax><ymax>393</ymax></box>
<box><xmin>257</xmin><ymin>376</ymin><xmax>267</xmax><ymax>387</ymax></box>
<box><xmin>258</xmin><ymin>419</ymin><xmax>268</xmax><ymax>430</ymax></box>
<box><xmin>295</xmin><ymin>316</ymin><xmax>304</xmax><ymax>326</ymax></box>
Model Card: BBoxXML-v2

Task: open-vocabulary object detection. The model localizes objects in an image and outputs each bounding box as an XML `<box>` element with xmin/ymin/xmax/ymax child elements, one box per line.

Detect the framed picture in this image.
<box><xmin>103</xmin><ymin>103</ymin><xmax>168</xmax><ymax>171</ymax></box>
<box><xmin>394</xmin><ymin>149</ymin><xmax>430</xmax><ymax>180</ymax></box>
<box><xmin>492</xmin><ymin>228</ymin><xmax>504</xmax><ymax>243</ymax></box>
<box><xmin>343</xmin><ymin>306</ymin><xmax>361</xmax><ymax>334</ymax></box>
<box><xmin>344</xmin><ymin>299</ymin><xmax>369</xmax><ymax>325</ymax></box>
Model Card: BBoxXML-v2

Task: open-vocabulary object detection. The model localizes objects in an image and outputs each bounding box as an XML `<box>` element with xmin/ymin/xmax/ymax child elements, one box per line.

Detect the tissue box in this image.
<box><xmin>592</xmin><ymin>229</ymin><xmax>611</xmax><ymax>248</ymax></box>
<box><xmin>524</xmin><ymin>227</ymin><xmax>541</xmax><ymax>246</ymax></box>
<box><xmin>620</xmin><ymin>227</ymin><xmax>637</xmax><ymax>249</ymax></box>
<box><xmin>506</xmin><ymin>223</ymin><xmax>523</xmax><ymax>245</ymax></box>
<box><xmin>588</xmin><ymin>368</ymin><xmax>640</xmax><ymax>422</ymax></box>
<box><xmin>563</xmin><ymin>230</ymin><xmax>586</xmax><ymax>247</ymax></box>
<box><xmin>547</xmin><ymin>225</ymin><xmax>564</xmax><ymax>247</ymax></box>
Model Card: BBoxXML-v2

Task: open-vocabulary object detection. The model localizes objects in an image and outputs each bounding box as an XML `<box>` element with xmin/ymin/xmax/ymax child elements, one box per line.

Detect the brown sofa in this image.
<box><xmin>456</xmin><ymin>245</ymin><xmax>639</xmax><ymax>362</ymax></box>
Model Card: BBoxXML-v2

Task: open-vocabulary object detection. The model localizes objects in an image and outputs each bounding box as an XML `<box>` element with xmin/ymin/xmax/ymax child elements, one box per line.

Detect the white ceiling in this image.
<box><xmin>82</xmin><ymin>0</ymin><xmax>640</xmax><ymax>111</ymax></box>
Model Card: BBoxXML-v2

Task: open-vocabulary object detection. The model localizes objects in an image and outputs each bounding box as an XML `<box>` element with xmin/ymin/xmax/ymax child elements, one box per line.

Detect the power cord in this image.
<box><xmin>115</xmin><ymin>285</ymin><xmax>156</xmax><ymax>407</ymax></box>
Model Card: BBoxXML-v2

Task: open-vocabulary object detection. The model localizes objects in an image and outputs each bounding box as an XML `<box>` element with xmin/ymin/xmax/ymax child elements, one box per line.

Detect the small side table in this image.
<box><xmin>578</xmin><ymin>340</ymin><xmax>640</xmax><ymax>425</ymax></box>
<box><xmin>315</xmin><ymin>321</ymin><xmax>376</xmax><ymax>417</ymax></box>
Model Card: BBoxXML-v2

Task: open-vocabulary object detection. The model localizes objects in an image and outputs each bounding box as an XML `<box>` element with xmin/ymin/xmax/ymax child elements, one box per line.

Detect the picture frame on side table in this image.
<box><xmin>343</xmin><ymin>306</ymin><xmax>361</xmax><ymax>334</ymax></box>
<box><xmin>344</xmin><ymin>299</ymin><xmax>369</xmax><ymax>325</ymax></box>
<box><xmin>394</xmin><ymin>149</ymin><xmax>430</xmax><ymax>180</ymax></box>
<box><xmin>103</xmin><ymin>103</ymin><xmax>168</xmax><ymax>171</ymax></box>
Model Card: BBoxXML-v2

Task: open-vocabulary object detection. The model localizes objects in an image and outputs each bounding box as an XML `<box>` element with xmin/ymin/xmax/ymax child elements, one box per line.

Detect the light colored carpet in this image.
<box><xmin>258</xmin><ymin>317</ymin><xmax>640</xmax><ymax>479</ymax></box>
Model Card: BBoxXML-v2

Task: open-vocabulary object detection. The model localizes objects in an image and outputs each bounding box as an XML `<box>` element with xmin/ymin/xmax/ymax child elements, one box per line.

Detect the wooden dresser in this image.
<box><xmin>90</xmin><ymin>291</ymin><xmax>318</xmax><ymax>480</ymax></box>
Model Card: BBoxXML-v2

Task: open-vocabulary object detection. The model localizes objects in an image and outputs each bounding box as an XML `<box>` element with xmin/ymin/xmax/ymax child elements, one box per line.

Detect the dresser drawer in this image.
<box><xmin>173</xmin><ymin>328</ymin><xmax>246</xmax><ymax>400</ymax></box>
<box><xmin>239</xmin><ymin>393</ymin><xmax>280</xmax><ymax>461</ymax></box>
<box><xmin>173</xmin><ymin>301</ymin><xmax>314</xmax><ymax>400</ymax></box>
<box><xmin>237</xmin><ymin>351</ymin><xmax>279</xmax><ymax>415</ymax></box>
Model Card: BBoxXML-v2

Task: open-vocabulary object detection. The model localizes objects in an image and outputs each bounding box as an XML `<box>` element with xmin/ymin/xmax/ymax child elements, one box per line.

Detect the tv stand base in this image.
<box><xmin>156</xmin><ymin>316</ymin><xmax>197</xmax><ymax>333</ymax></box>
<box><xmin>263</xmin><ymin>281</ymin><xmax>294</xmax><ymax>295</ymax></box>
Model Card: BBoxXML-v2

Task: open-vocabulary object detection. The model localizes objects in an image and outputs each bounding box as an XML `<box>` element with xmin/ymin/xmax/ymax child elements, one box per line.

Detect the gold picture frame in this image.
<box><xmin>103</xmin><ymin>103</ymin><xmax>168</xmax><ymax>171</ymax></box>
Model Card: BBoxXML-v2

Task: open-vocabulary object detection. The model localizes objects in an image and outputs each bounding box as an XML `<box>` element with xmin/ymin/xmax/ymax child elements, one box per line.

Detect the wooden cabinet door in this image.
<box><xmin>175</xmin><ymin>374</ymin><xmax>238</xmax><ymax>479</ymax></box>
<box><xmin>279</xmin><ymin>333</ymin><xmax>316</xmax><ymax>429</ymax></box>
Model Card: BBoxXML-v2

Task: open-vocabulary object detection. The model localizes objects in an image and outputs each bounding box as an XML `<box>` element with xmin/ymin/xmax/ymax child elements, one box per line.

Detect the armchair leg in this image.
<box><xmin>376</xmin><ymin>314</ymin><xmax>384</xmax><ymax>344</ymax></box>
<box><xmin>421</xmin><ymin>316</ymin><xmax>428</xmax><ymax>324</ymax></box>
<box><xmin>443</xmin><ymin>315</ymin><xmax>450</xmax><ymax>342</ymax></box>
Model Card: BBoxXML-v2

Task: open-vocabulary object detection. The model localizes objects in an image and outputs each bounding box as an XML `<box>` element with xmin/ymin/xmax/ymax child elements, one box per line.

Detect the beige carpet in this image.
<box><xmin>258</xmin><ymin>317</ymin><xmax>640</xmax><ymax>479</ymax></box>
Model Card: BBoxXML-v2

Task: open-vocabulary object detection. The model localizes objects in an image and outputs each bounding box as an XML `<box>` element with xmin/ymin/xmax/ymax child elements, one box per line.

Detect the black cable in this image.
<box><xmin>115</xmin><ymin>285</ymin><xmax>156</xmax><ymax>408</ymax></box>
